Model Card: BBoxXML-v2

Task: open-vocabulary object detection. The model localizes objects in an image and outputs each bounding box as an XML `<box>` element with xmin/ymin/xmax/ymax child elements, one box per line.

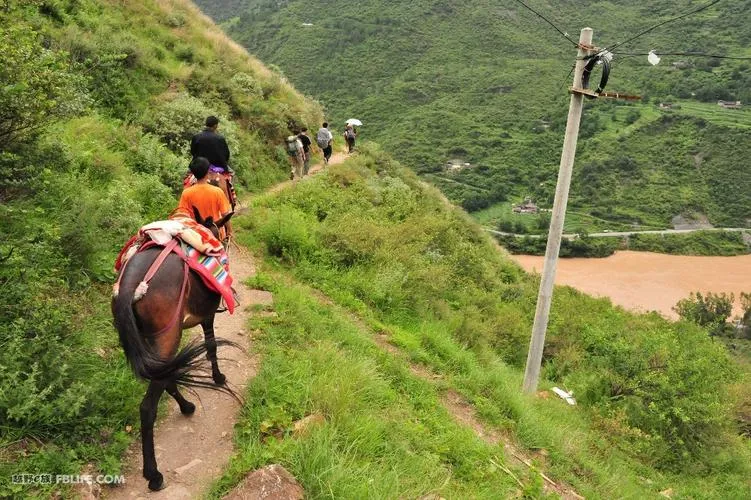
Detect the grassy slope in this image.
<box><xmin>220</xmin><ymin>147</ymin><xmax>750</xmax><ymax>498</ymax></box>
<box><xmin>197</xmin><ymin>0</ymin><xmax>751</xmax><ymax>231</ymax></box>
<box><xmin>0</xmin><ymin>1</ymin><xmax>321</xmax><ymax>497</ymax></box>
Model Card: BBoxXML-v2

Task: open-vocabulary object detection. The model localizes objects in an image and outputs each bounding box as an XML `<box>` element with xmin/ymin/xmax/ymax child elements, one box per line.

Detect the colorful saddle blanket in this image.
<box><xmin>114</xmin><ymin>218</ymin><xmax>235</xmax><ymax>313</ymax></box>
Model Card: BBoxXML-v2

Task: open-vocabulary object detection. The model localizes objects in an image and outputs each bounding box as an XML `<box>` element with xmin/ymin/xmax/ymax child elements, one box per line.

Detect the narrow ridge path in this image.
<box><xmin>106</xmin><ymin>244</ymin><xmax>259</xmax><ymax>499</ymax></box>
<box><xmin>105</xmin><ymin>151</ymin><xmax>349</xmax><ymax>499</ymax></box>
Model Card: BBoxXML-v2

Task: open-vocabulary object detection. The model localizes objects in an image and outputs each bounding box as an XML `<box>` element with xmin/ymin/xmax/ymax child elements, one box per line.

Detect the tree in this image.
<box><xmin>536</xmin><ymin>212</ymin><xmax>551</xmax><ymax>231</ymax></box>
<box><xmin>0</xmin><ymin>23</ymin><xmax>88</xmax><ymax>150</ymax></box>
<box><xmin>738</xmin><ymin>292</ymin><xmax>751</xmax><ymax>339</ymax></box>
<box><xmin>674</xmin><ymin>292</ymin><xmax>734</xmax><ymax>337</ymax></box>
<box><xmin>498</xmin><ymin>220</ymin><xmax>514</xmax><ymax>233</ymax></box>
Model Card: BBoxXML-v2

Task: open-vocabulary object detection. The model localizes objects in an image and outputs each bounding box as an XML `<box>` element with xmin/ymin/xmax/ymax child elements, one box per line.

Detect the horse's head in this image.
<box><xmin>192</xmin><ymin>206</ymin><xmax>234</xmax><ymax>240</ymax></box>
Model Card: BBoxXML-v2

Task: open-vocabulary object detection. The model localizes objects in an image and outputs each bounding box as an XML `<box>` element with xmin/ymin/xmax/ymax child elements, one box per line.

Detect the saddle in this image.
<box><xmin>114</xmin><ymin>218</ymin><xmax>236</xmax><ymax>313</ymax></box>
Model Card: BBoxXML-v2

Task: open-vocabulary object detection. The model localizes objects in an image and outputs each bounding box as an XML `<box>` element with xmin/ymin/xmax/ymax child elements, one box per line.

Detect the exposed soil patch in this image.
<box><xmin>265</xmin><ymin>152</ymin><xmax>346</xmax><ymax>195</ymax></box>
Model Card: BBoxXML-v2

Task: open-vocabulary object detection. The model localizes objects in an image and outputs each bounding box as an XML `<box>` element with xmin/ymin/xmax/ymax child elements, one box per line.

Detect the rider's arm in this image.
<box><xmin>190</xmin><ymin>135</ymin><xmax>198</xmax><ymax>158</ymax></box>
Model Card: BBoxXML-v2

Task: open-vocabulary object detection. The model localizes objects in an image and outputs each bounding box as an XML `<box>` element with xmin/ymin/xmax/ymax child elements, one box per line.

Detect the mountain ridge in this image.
<box><xmin>196</xmin><ymin>0</ymin><xmax>751</xmax><ymax>232</ymax></box>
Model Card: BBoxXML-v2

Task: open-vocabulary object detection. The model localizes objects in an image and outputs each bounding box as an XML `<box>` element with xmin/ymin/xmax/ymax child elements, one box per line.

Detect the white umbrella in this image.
<box><xmin>346</xmin><ymin>118</ymin><xmax>362</xmax><ymax>126</ymax></box>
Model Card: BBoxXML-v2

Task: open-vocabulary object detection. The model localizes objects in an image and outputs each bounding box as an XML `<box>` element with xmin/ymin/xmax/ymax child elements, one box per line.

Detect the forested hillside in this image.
<box><xmin>197</xmin><ymin>0</ymin><xmax>751</xmax><ymax>230</ymax></box>
<box><xmin>0</xmin><ymin>0</ymin><xmax>321</xmax><ymax>496</ymax></box>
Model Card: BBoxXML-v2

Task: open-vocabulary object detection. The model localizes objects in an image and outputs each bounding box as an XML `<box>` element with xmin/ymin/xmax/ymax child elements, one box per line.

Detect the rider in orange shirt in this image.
<box><xmin>176</xmin><ymin>157</ymin><xmax>232</xmax><ymax>241</ymax></box>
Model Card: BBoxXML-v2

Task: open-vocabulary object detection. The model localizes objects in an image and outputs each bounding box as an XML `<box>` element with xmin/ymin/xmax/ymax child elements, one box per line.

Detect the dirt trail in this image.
<box><xmin>105</xmin><ymin>153</ymin><xmax>350</xmax><ymax>499</ymax></box>
<box><xmin>266</xmin><ymin>151</ymin><xmax>347</xmax><ymax>195</ymax></box>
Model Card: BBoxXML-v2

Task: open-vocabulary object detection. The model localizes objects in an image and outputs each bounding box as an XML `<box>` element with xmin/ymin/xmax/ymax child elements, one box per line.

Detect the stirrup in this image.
<box><xmin>216</xmin><ymin>299</ymin><xmax>228</xmax><ymax>314</ymax></box>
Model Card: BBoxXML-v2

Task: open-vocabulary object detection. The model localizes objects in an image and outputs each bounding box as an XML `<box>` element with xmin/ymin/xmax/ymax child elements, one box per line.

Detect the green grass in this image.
<box><xmin>675</xmin><ymin>101</ymin><xmax>751</xmax><ymax>129</ymax></box>
<box><xmin>220</xmin><ymin>147</ymin><xmax>751</xmax><ymax>498</ymax></box>
<box><xmin>209</xmin><ymin>275</ymin><xmax>536</xmax><ymax>499</ymax></box>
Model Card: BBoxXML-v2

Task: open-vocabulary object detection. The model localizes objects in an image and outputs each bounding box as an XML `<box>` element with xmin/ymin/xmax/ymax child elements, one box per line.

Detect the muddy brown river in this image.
<box><xmin>512</xmin><ymin>251</ymin><xmax>751</xmax><ymax>319</ymax></box>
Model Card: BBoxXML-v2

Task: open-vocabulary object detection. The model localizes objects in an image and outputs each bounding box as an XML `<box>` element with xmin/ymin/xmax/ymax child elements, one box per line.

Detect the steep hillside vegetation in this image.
<box><xmin>214</xmin><ymin>146</ymin><xmax>751</xmax><ymax>498</ymax></box>
<box><xmin>197</xmin><ymin>0</ymin><xmax>751</xmax><ymax>230</ymax></box>
<box><xmin>0</xmin><ymin>0</ymin><xmax>321</xmax><ymax>496</ymax></box>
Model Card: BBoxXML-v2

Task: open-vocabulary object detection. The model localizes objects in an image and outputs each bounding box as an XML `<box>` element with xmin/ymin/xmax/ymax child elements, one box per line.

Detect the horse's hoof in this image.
<box><xmin>213</xmin><ymin>372</ymin><xmax>226</xmax><ymax>385</ymax></box>
<box><xmin>147</xmin><ymin>472</ymin><xmax>165</xmax><ymax>491</ymax></box>
<box><xmin>180</xmin><ymin>401</ymin><xmax>196</xmax><ymax>415</ymax></box>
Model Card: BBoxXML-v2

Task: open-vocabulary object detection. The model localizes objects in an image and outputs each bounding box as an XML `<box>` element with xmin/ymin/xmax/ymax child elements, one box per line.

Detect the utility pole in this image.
<box><xmin>522</xmin><ymin>28</ymin><xmax>594</xmax><ymax>394</ymax></box>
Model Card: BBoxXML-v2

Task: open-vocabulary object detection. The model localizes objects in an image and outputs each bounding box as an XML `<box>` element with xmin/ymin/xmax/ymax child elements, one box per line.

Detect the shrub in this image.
<box><xmin>129</xmin><ymin>133</ymin><xmax>186</xmax><ymax>193</ymax></box>
<box><xmin>0</xmin><ymin>23</ymin><xmax>88</xmax><ymax>150</ymax></box>
<box><xmin>547</xmin><ymin>297</ymin><xmax>737</xmax><ymax>466</ymax></box>
<box><xmin>55</xmin><ymin>175</ymin><xmax>147</xmax><ymax>282</ymax></box>
<box><xmin>230</xmin><ymin>72</ymin><xmax>263</xmax><ymax>98</ymax></box>
<box><xmin>143</xmin><ymin>94</ymin><xmax>239</xmax><ymax>157</ymax></box>
<box><xmin>257</xmin><ymin>206</ymin><xmax>317</xmax><ymax>263</ymax></box>
<box><xmin>674</xmin><ymin>292</ymin><xmax>734</xmax><ymax>337</ymax></box>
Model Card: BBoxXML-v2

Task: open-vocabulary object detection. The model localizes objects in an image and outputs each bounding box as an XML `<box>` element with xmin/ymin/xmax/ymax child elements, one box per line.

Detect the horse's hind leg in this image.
<box><xmin>201</xmin><ymin>314</ymin><xmax>226</xmax><ymax>385</ymax></box>
<box><xmin>140</xmin><ymin>381</ymin><xmax>166</xmax><ymax>491</ymax></box>
<box><xmin>166</xmin><ymin>382</ymin><xmax>195</xmax><ymax>415</ymax></box>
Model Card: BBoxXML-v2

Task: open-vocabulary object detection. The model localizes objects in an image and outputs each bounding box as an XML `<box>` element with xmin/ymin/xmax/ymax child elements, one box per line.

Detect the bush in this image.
<box><xmin>674</xmin><ymin>292</ymin><xmax>734</xmax><ymax>337</ymax></box>
<box><xmin>52</xmin><ymin>173</ymin><xmax>168</xmax><ymax>283</ymax></box>
<box><xmin>129</xmin><ymin>133</ymin><xmax>186</xmax><ymax>193</ymax></box>
<box><xmin>230</xmin><ymin>72</ymin><xmax>263</xmax><ymax>98</ymax></box>
<box><xmin>547</xmin><ymin>295</ymin><xmax>737</xmax><ymax>466</ymax></box>
<box><xmin>0</xmin><ymin>23</ymin><xmax>88</xmax><ymax>150</ymax></box>
<box><xmin>258</xmin><ymin>206</ymin><xmax>318</xmax><ymax>263</ymax></box>
<box><xmin>143</xmin><ymin>94</ymin><xmax>239</xmax><ymax>157</ymax></box>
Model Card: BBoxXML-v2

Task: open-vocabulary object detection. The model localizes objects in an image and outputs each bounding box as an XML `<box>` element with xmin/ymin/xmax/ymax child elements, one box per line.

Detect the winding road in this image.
<box><xmin>486</xmin><ymin>226</ymin><xmax>749</xmax><ymax>239</ymax></box>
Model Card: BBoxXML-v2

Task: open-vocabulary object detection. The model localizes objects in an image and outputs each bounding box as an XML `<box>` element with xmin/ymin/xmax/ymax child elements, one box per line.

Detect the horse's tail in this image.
<box><xmin>113</xmin><ymin>280</ymin><xmax>240</xmax><ymax>396</ymax></box>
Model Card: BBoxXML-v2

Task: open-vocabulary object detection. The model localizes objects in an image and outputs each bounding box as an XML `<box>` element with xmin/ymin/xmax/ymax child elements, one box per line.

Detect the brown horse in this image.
<box><xmin>112</xmin><ymin>209</ymin><xmax>235</xmax><ymax>491</ymax></box>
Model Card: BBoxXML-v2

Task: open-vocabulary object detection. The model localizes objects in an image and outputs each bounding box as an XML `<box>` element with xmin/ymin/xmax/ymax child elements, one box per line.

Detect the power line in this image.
<box><xmin>510</xmin><ymin>0</ymin><xmax>578</xmax><ymax>46</ymax></box>
<box><xmin>613</xmin><ymin>51</ymin><xmax>751</xmax><ymax>60</ymax></box>
<box><xmin>605</xmin><ymin>0</ymin><xmax>722</xmax><ymax>53</ymax></box>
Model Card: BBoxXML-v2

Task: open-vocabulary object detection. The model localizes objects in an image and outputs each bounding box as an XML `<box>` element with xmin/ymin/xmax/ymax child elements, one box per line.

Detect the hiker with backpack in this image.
<box><xmin>343</xmin><ymin>124</ymin><xmax>356</xmax><ymax>153</ymax></box>
<box><xmin>298</xmin><ymin>127</ymin><xmax>312</xmax><ymax>176</ymax></box>
<box><xmin>316</xmin><ymin>122</ymin><xmax>334</xmax><ymax>164</ymax></box>
<box><xmin>285</xmin><ymin>134</ymin><xmax>305</xmax><ymax>180</ymax></box>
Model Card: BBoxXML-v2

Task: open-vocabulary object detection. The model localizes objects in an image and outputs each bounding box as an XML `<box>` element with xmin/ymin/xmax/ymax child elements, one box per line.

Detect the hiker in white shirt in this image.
<box><xmin>316</xmin><ymin>122</ymin><xmax>334</xmax><ymax>164</ymax></box>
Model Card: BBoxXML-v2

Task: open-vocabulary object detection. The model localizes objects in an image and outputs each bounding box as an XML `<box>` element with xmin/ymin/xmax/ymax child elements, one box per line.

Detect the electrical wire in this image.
<box><xmin>605</xmin><ymin>0</ymin><xmax>723</xmax><ymax>53</ymax></box>
<box><xmin>612</xmin><ymin>51</ymin><xmax>751</xmax><ymax>60</ymax></box>
<box><xmin>510</xmin><ymin>0</ymin><xmax>578</xmax><ymax>46</ymax></box>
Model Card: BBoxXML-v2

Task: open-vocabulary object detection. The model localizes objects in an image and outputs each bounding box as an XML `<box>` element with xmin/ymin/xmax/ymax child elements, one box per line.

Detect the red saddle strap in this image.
<box><xmin>141</xmin><ymin>239</ymin><xmax>190</xmax><ymax>337</ymax></box>
<box><xmin>152</xmin><ymin>259</ymin><xmax>189</xmax><ymax>337</ymax></box>
<box><xmin>142</xmin><ymin>239</ymin><xmax>179</xmax><ymax>283</ymax></box>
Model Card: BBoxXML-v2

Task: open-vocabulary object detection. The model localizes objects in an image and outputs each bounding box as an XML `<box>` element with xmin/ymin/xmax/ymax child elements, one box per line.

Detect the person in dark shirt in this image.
<box><xmin>343</xmin><ymin>124</ymin><xmax>356</xmax><ymax>153</ymax></box>
<box><xmin>191</xmin><ymin>116</ymin><xmax>231</xmax><ymax>172</ymax></box>
<box><xmin>298</xmin><ymin>127</ymin><xmax>312</xmax><ymax>176</ymax></box>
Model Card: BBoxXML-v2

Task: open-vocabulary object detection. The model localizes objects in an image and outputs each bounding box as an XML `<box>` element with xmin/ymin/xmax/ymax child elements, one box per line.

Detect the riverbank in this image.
<box><xmin>496</xmin><ymin>230</ymin><xmax>750</xmax><ymax>258</ymax></box>
<box><xmin>512</xmin><ymin>251</ymin><xmax>751</xmax><ymax>319</ymax></box>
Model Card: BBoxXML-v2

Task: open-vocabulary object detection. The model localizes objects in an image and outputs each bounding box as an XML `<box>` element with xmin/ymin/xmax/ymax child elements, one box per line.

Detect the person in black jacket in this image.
<box><xmin>191</xmin><ymin>116</ymin><xmax>231</xmax><ymax>172</ymax></box>
<box><xmin>298</xmin><ymin>127</ymin><xmax>312</xmax><ymax>176</ymax></box>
